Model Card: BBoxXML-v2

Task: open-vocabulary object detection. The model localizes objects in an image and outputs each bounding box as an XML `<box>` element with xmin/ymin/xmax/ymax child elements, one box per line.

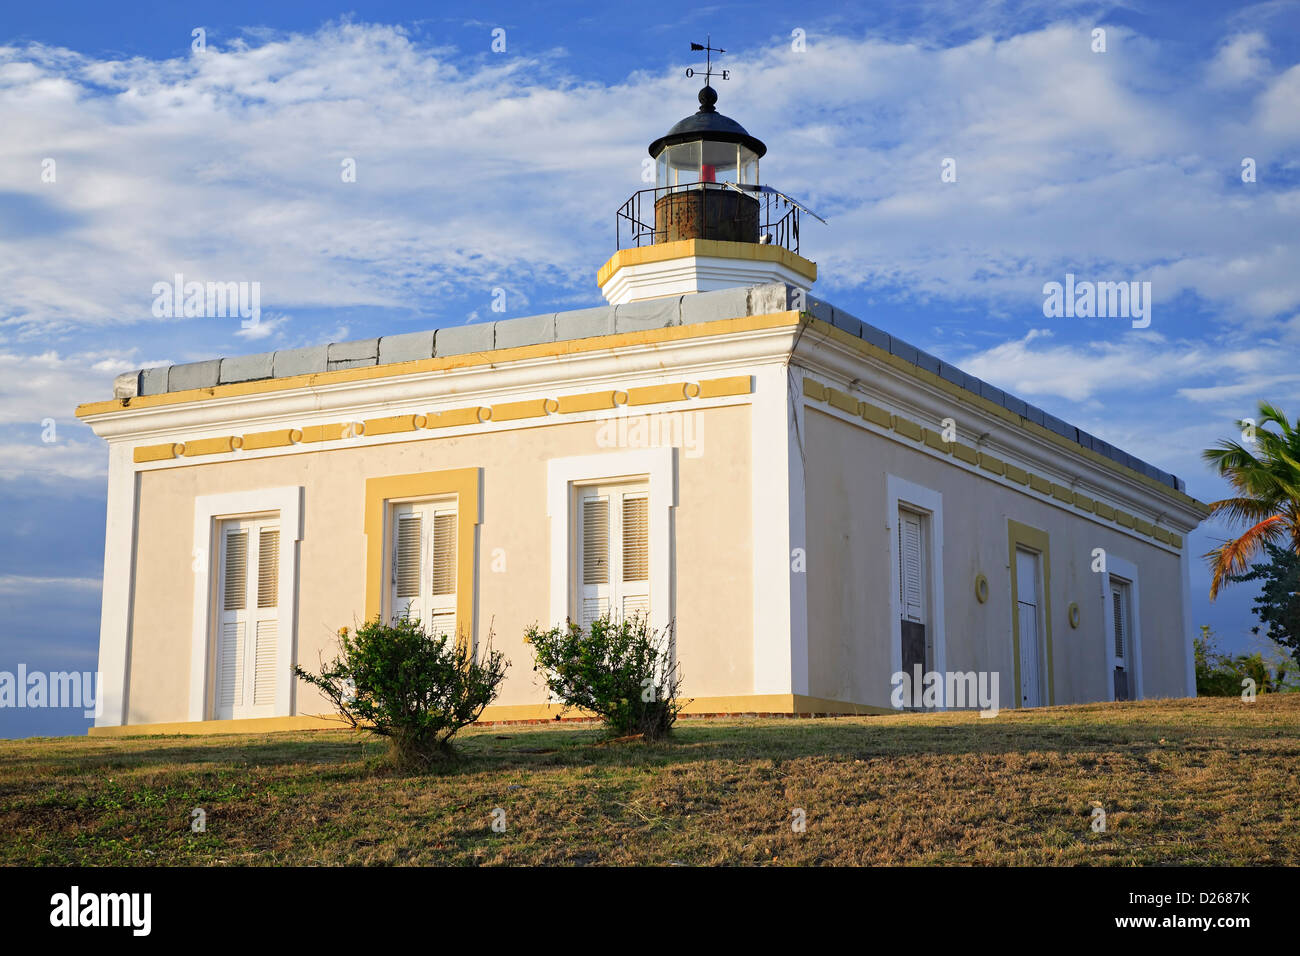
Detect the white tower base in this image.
<box><xmin>598</xmin><ymin>239</ymin><xmax>817</xmax><ymax>306</ymax></box>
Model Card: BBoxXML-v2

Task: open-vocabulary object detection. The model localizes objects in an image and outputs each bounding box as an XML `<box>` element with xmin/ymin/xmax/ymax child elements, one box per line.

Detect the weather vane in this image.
<box><xmin>686</xmin><ymin>35</ymin><xmax>729</xmax><ymax>86</ymax></box>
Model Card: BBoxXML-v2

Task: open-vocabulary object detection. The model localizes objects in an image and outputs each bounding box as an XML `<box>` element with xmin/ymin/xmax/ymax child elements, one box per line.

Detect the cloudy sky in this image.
<box><xmin>2</xmin><ymin>0</ymin><xmax>1297</xmax><ymax>736</ymax></box>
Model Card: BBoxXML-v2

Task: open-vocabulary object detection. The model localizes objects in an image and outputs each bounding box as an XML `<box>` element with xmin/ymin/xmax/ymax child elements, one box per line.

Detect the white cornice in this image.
<box><xmin>81</xmin><ymin>324</ymin><xmax>799</xmax><ymax>443</ymax></box>
<box><xmin>793</xmin><ymin>325</ymin><xmax>1204</xmax><ymax>533</ymax></box>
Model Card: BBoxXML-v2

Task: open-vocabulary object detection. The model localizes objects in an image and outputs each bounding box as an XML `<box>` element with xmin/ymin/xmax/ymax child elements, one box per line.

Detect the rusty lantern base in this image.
<box><xmin>654</xmin><ymin>187</ymin><xmax>760</xmax><ymax>244</ymax></box>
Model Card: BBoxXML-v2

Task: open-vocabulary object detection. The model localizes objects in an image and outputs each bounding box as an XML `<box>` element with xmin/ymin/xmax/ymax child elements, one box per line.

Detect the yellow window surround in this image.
<box><xmin>363</xmin><ymin>468</ymin><xmax>481</xmax><ymax>648</ymax></box>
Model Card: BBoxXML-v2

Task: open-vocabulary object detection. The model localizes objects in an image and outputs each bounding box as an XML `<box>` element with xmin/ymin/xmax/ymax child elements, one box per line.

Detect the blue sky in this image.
<box><xmin>2</xmin><ymin>0</ymin><xmax>1298</xmax><ymax>737</ymax></box>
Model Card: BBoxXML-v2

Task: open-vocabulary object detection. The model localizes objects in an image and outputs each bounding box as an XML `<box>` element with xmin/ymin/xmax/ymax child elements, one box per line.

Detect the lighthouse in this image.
<box><xmin>598</xmin><ymin>42</ymin><xmax>820</xmax><ymax>305</ymax></box>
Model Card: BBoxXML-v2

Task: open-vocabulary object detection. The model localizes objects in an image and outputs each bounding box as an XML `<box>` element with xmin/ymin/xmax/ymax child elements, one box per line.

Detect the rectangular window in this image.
<box><xmin>576</xmin><ymin>482</ymin><xmax>649</xmax><ymax>627</ymax></box>
<box><xmin>389</xmin><ymin>498</ymin><xmax>459</xmax><ymax>641</ymax></box>
<box><xmin>214</xmin><ymin>516</ymin><xmax>280</xmax><ymax>719</ymax></box>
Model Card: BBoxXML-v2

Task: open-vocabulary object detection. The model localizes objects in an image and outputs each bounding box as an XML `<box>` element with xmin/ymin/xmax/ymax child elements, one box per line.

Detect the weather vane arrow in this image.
<box><xmin>686</xmin><ymin>35</ymin><xmax>729</xmax><ymax>85</ymax></box>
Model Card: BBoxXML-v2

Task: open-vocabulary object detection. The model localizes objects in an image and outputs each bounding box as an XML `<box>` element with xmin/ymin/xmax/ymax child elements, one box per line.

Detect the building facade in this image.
<box><xmin>77</xmin><ymin>84</ymin><xmax>1207</xmax><ymax>735</ymax></box>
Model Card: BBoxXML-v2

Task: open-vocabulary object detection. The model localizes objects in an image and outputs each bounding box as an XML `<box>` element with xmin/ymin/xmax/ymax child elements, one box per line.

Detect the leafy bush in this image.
<box><xmin>524</xmin><ymin>614</ymin><xmax>685</xmax><ymax>740</ymax></box>
<box><xmin>1195</xmin><ymin>625</ymin><xmax>1293</xmax><ymax>697</ymax></box>
<box><xmin>296</xmin><ymin>617</ymin><xmax>508</xmax><ymax>768</ymax></box>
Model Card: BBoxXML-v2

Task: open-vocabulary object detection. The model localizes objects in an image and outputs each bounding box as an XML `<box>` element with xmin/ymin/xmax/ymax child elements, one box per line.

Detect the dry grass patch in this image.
<box><xmin>1</xmin><ymin>695</ymin><xmax>1296</xmax><ymax>865</ymax></box>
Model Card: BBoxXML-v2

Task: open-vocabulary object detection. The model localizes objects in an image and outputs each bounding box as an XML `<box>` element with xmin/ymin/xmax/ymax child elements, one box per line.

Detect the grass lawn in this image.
<box><xmin>2</xmin><ymin>694</ymin><xmax>1298</xmax><ymax>866</ymax></box>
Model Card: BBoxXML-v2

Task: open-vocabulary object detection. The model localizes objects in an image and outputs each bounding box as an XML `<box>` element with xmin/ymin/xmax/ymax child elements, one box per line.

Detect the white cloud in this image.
<box><xmin>1206</xmin><ymin>32</ymin><xmax>1270</xmax><ymax>88</ymax></box>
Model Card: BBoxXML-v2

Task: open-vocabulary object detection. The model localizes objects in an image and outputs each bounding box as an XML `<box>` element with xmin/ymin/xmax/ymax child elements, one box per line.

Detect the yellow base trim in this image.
<box><xmin>596</xmin><ymin>239</ymin><xmax>818</xmax><ymax>289</ymax></box>
<box><xmin>87</xmin><ymin>696</ymin><xmax>894</xmax><ymax>737</ymax></box>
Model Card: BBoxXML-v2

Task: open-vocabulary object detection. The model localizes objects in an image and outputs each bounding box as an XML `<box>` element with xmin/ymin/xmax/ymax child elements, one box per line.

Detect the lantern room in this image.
<box><xmin>650</xmin><ymin>85</ymin><xmax>764</xmax><ymax>188</ymax></box>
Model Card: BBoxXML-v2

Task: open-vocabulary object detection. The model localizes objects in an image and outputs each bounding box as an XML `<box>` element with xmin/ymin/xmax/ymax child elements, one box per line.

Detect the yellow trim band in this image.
<box><xmin>596</xmin><ymin>239</ymin><xmax>818</xmax><ymax>288</ymax></box>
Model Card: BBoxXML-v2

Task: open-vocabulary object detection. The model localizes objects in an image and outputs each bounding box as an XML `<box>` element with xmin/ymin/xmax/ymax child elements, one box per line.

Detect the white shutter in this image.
<box><xmin>214</xmin><ymin>517</ymin><xmax>280</xmax><ymax>720</ymax></box>
<box><xmin>257</xmin><ymin>529</ymin><xmax>279</xmax><ymax>608</ymax></box>
<box><xmin>216</xmin><ymin>621</ymin><xmax>245</xmax><ymax>711</ymax></box>
<box><xmin>620</xmin><ymin>494</ymin><xmax>650</xmax><ymax>620</ymax></box>
<box><xmin>1112</xmin><ymin>586</ymin><xmax>1127</xmax><ymax>661</ymax></box>
<box><xmin>223</xmin><ymin>531</ymin><xmax>247</xmax><ymax>612</ymax></box>
<box><xmin>899</xmin><ymin>512</ymin><xmax>924</xmax><ymax>623</ymax></box>
<box><xmin>581</xmin><ymin>495</ymin><xmax>610</xmax><ymax>626</ymax></box>
<box><xmin>390</xmin><ymin>500</ymin><xmax>459</xmax><ymax>640</ymax></box>
<box><xmin>252</xmin><ymin>620</ymin><xmax>278</xmax><ymax>706</ymax></box>
<box><xmin>393</xmin><ymin>512</ymin><xmax>422</xmax><ymax>620</ymax></box>
<box><xmin>574</xmin><ymin>484</ymin><xmax>650</xmax><ymax>628</ymax></box>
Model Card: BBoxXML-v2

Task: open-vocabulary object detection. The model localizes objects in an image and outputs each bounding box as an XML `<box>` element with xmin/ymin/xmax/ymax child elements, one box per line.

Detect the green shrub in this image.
<box><xmin>295</xmin><ymin>617</ymin><xmax>508</xmax><ymax>768</ymax></box>
<box><xmin>1195</xmin><ymin>625</ymin><xmax>1291</xmax><ymax>697</ymax></box>
<box><xmin>524</xmin><ymin>614</ymin><xmax>685</xmax><ymax>740</ymax></box>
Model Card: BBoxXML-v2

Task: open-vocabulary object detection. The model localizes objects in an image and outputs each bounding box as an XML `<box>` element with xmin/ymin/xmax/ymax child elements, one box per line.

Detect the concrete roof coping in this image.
<box><xmin>119</xmin><ymin>282</ymin><xmax>1180</xmax><ymax>490</ymax></box>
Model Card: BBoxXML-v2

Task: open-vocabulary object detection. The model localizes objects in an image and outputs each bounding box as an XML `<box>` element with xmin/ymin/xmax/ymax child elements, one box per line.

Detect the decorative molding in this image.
<box><xmin>801</xmin><ymin>375</ymin><xmax>1190</xmax><ymax>552</ymax></box>
<box><xmin>114</xmin><ymin>377</ymin><xmax>753</xmax><ymax>468</ymax></box>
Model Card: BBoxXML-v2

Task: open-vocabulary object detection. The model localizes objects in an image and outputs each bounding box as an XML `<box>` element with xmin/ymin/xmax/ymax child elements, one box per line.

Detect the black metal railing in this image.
<box><xmin>616</xmin><ymin>182</ymin><xmax>800</xmax><ymax>255</ymax></box>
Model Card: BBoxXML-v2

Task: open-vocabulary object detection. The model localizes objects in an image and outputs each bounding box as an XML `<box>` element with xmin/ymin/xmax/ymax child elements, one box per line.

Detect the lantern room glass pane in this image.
<box><xmin>657</xmin><ymin>141</ymin><xmax>701</xmax><ymax>188</ymax></box>
<box><xmin>739</xmin><ymin>147</ymin><xmax>759</xmax><ymax>186</ymax></box>
<box><xmin>701</xmin><ymin>140</ymin><xmax>738</xmax><ymax>184</ymax></box>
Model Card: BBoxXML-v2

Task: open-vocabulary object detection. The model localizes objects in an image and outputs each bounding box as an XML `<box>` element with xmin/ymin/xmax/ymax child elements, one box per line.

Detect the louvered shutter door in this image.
<box><xmin>581</xmin><ymin>495</ymin><xmax>610</xmax><ymax>627</ymax></box>
<box><xmin>214</xmin><ymin>519</ymin><xmax>281</xmax><ymax>720</ymax></box>
<box><xmin>620</xmin><ymin>493</ymin><xmax>650</xmax><ymax>620</ymax></box>
<box><xmin>215</xmin><ymin>530</ymin><xmax>248</xmax><ymax>716</ymax></box>
<box><xmin>900</xmin><ymin>513</ymin><xmax>924</xmax><ymax>623</ymax></box>
<box><xmin>1112</xmin><ymin>588</ymin><xmax>1125</xmax><ymax>659</ymax></box>
<box><xmin>429</xmin><ymin>509</ymin><xmax>458</xmax><ymax>641</ymax></box>
<box><xmin>250</xmin><ymin>528</ymin><xmax>280</xmax><ymax>709</ymax></box>
<box><xmin>393</xmin><ymin>512</ymin><xmax>422</xmax><ymax>622</ymax></box>
<box><xmin>388</xmin><ymin>501</ymin><xmax>460</xmax><ymax>640</ymax></box>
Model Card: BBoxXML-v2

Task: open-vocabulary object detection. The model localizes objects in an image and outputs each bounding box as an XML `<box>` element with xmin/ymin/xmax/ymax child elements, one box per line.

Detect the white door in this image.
<box><xmin>1111</xmin><ymin>579</ymin><xmax>1132</xmax><ymax>700</ymax></box>
<box><xmin>898</xmin><ymin>509</ymin><xmax>928</xmax><ymax>707</ymax></box>
<box><xmin>578</xmin><ymin>483</ymin><xmax>650</xmax><ymax>627</ymax></box>
<box><xmin>214</xmin><ymin>517</ymin><xmax>280</xmax><ymax>719</ymax></box>
<box><xmin>1016</xmin><ymin>547</ymin><xmax>1042</xmax><ymax>708</ymax></box>
<box><xmin>390</xmin><ymin>499</ymin><xmax>458</xmax><ymax>642</ymax></box>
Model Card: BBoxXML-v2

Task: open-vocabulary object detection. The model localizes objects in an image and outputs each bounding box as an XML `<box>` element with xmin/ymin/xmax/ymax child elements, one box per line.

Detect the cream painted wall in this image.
<box><xmin>803</xmin><ymin>407</ymin><xmax>1190</xmax><ymax>710</ymax></box>
<box><xmin>126</xmin><ymin>406</ymin><xmax>753</xmax><ymax>724</ymax></box>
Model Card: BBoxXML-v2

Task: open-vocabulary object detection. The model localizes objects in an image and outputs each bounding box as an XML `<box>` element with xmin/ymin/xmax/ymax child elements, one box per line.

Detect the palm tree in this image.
<box><xmin>1202</xmin><ymin>401</ymin><xmax>1300</xmax><ymax>599</ymax></box>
